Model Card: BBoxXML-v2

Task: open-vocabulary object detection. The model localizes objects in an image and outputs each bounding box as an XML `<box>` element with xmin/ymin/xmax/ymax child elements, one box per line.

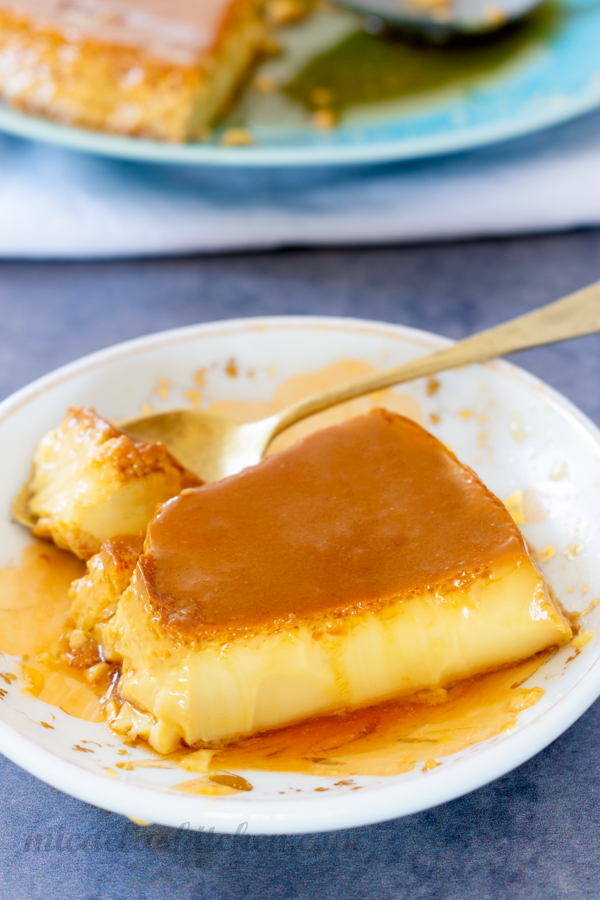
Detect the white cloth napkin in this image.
<box><xmin>2</xmin><ymin>108</ymin><xmax>600</xmax><ymax>258</ymax></box>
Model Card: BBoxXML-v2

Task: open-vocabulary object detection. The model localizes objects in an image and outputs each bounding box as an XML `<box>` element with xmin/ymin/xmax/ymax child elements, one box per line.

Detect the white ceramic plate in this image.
<box><xmin>0</xmin><ymin>316</ymin><xmax>599</xmax><ymax>835</ymax></box>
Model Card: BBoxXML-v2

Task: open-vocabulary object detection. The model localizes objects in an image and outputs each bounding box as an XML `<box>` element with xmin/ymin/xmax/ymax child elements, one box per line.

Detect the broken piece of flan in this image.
<box><xmin>66</xmin><ymin>408</ymin><xmax>571</xmax><ymax>754</ymax></box>
<box><xmin>0</xmin><ymin>0</ymin><xmax>266</xmax><ymax>141</ymax></box>
<box><xmin>26</xmin><ymin>407</ymin><xmax>201</xmax><ymax>559</ymax></box>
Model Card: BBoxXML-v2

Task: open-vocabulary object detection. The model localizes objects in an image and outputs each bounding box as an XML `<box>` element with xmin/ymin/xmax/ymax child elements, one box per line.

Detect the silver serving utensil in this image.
<box><xmin>343</xmin><ymin>0</ymin><xmax>541</xmax><ymax>37</ymax></box>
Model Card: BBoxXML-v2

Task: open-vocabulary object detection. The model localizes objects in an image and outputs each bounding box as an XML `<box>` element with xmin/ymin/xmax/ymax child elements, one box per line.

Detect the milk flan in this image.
<box><xmin>69</xmin><ymin>407</ymin><xmax>573</xmax><ymax>754</ymax></box>
<box><xmin>0</xmin><ymin>0</ymin><xmax>266</xmax><ymax>141</ymax></box>
<box><xmin>27</xmin><ymin>407</ymin><xmax>201</xmax><ymax>559</ymax></box>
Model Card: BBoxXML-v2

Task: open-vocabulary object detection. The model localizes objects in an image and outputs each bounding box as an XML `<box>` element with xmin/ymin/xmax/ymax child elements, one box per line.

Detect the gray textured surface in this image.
<box><xmin>1</xmin><ymin>231</ymin><xmax>600</xmax><ymax>899</ymax></box>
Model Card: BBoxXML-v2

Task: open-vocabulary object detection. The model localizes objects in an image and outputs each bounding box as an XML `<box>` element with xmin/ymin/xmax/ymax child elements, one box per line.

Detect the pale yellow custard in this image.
<box><xmin>27</xmin><ymin>407</ymin><xmax>201</xmax><ymax>560</ymax></box>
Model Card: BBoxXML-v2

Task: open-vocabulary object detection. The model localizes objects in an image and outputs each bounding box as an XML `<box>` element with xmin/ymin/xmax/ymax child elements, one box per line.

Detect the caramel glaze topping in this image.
<box><xmin>3</xmin><ymin>0</ymin><xmax>240</xmax><ymax>66</ymax></box>
<box><xmin>139</xmin><ymin>409</ymin><xmax>527</xmax><ymax>641</ymax></box>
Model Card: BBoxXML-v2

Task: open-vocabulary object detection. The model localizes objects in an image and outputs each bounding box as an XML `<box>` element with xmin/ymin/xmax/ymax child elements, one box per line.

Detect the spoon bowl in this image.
<box><xmin>120</xmin><ymin>409</ymin><xmax>280</xmax><ymax>484</ymax></box>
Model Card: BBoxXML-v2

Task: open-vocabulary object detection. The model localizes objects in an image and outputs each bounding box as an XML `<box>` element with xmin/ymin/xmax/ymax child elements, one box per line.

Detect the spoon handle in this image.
<box><xmin>271</xmin><ymin>280</ymin><xmax>600</xmax><ymax>438</ymax></box>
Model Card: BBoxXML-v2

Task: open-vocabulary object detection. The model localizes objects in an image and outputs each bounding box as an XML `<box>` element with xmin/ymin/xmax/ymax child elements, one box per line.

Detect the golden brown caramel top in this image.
<box><xmin>4</xmin><ymin>0</ymin><xmax>237</xmax><ymax>65</ymax></box>
<box><xmin>139</xmin><ymin>409</ymin><xmax>527</xmax><ymax>640</ymax></box>
<box><xmin>65</xmin><ymin>407</ymin><xmax>202</xmax><ymax>486</ymax></box>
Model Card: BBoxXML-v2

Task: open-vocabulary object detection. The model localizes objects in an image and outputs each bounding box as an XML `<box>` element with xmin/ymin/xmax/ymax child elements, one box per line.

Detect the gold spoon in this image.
<box><xmin>12</xmin><ymin>280</ymin><xmax>600</xmax><ymax>529</ymax></box>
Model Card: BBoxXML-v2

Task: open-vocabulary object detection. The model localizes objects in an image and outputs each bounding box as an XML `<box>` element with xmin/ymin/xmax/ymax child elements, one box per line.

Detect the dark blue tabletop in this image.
<box><xmin>2</xmin><ymin>232</ymin><xmax>600</xmax><ymax>900</ymax></box>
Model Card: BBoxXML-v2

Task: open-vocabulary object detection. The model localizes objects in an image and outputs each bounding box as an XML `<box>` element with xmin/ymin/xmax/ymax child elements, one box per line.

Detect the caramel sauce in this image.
<box><xmin>0</xmin><ymin>541</ymin><xmax>84</xmax><ymax>656</ymax></box>
<box><xmin>210</xmin><ymin>653</ymin><xmax>550</xmax><ymax>779</ymax></box>
<box><xmin>0</xmin><ymin>541</ymin><xmax>102</xmax><ymax>722</ymax></box>
<box><xmin>24</xmin><ymin>659</ymin><xmax>104</xmax><ymax>723</ymax></box>
<box><xmin>174</xmin><ymin>774</ymin><xmax>251</xmax><ymax>795</ymax></box>
<box><xmin>141</xmin><ymin>409</ymin><xmax>525</xmax><ymax>640</ymax></box>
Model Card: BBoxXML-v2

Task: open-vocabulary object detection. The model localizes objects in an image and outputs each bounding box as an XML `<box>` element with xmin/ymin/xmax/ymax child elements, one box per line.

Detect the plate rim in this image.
<box><xmin>1</xmin><ymin>81</ymin><xmax>600</xmax><ymax>167</ymax></box>
<box><xmin>1</xmin><ymin>313</ymin><xmax>600</xmax><ymax>835</ymax></box>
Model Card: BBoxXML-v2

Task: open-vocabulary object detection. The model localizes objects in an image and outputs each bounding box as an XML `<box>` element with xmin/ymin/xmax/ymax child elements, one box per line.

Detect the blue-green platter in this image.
<box><xmin>0</xmin><ymin>0</ymin><xmax>599</xmax><ymax>166</ymax></box>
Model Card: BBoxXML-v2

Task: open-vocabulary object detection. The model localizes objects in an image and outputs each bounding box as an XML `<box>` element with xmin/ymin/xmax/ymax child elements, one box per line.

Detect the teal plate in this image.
<box><xmin>0</xmin><ymin>0</ymin><xmax>599</xmax><ymax>166</ymax></box>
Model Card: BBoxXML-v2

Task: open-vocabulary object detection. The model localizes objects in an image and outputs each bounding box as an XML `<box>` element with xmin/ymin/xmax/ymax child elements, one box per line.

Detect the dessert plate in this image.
<box><xmin>0</xmin><ymin>315</ymin><xmax>599</xmax><ymax>834</ymax></box>
<box><xmin>0</xmin><ymin>0</ymin><xmax>600</xmax><ymax>165</ymax></box>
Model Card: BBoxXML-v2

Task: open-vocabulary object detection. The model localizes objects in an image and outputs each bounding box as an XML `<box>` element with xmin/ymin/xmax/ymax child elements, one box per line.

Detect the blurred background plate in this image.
<box><xmin>0</xmin><ymin>0</ymin><xmax>599</xmax><ymax>166</ymax></box>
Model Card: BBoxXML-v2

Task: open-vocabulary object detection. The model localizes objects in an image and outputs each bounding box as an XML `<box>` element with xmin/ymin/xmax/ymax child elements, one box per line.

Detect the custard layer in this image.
<box><xmin>104</xmin><ymin>555</ymin><xmax>570</xmax><ymax>752</ymax></box>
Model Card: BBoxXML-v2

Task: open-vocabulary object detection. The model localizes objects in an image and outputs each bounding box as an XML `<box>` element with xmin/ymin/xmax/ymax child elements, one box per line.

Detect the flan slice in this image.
<box><xmin>27</xmin><ymin>407</ymin><xmax>201</xmax><ymax>559</ymax></box>
<box><xmin>94</xmin><ymin>408</ymin><xmax>571</xmax><ymax>753</ymax></box>
<box><xmin>0</xmin><ymin>0</ymin><xmax>266</xmax><ymax>141</ymax></box>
